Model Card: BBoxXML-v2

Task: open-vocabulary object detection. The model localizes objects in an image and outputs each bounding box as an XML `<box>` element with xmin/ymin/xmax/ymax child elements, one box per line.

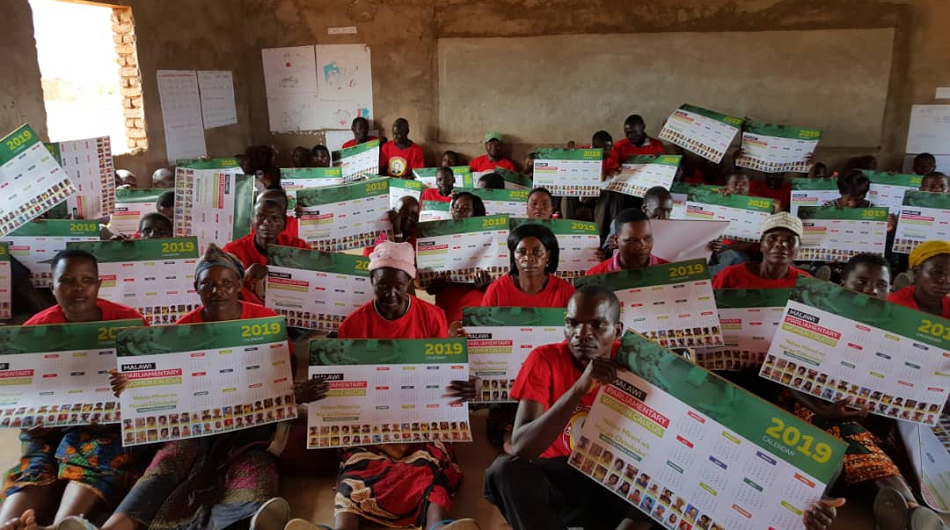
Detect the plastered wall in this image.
<box><xmin>4</xmin><ymin>0</ymin><xmax>950</xmax><ymax>176</ymax></box>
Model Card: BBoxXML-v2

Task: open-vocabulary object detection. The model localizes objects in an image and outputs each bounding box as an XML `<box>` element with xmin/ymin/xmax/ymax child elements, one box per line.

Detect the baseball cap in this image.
<box><xmin>761</xmin><ymin>212</ymin><xmax>803</xmax><ymax>238</ymax></box>
<box><xmin>484</xmin><ymin>132</ymin><xmax>503</xmax><ymax>143</ymax></box>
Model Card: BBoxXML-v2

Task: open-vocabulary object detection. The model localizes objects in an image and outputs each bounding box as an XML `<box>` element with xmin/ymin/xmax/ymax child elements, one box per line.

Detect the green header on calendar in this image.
<box><xmin>0</xmin><ymin>242</ymin><xmax>9</xmax><ymax>262</ymax></box>
<box><xmin>861</xmin><ymin>171</ymin><xmax>923</xmax><ymax>188</ymax></box>
<box><xmin>494</xmin><ymin>167</ymin><xmax>533</xmax><ymax>188</ymax></box>
<box><xmin>67</xmin><ymin>237</ymin><xmax>200</xmax><ymax>262</ymax></box>
<box><xmin>417</xmin><ymin>214</ymin><xmax>509</xmax><ymax>238</ymax></box>
<box><xmin>390</xmin><ymin>177</ymin><xmax>422</xmax><ymax>191</ymax></box>
<box><xmin>573</xmin><ymin>259</ymin><xmax>710</xmax><ymax>290</ymax></box>
<box><xmin>797</xmin><ymin>206</ymin><xmax>889</xmax><ymax>221</ymax></box>
<box><xmin>421</xmin><ymin>200</ymin><xmax>451</xmax><ymax>212</ymax></box>
<box><xmin>790</xmin><ymin>276</ymin><xmax>950</xmax><ymax>350</ymax></box>
<box><xmin>268</xmin><ymin>245</ymin><xmax>370</xmax><ymax>276</ymax></box>
<box><xmin>116</xmin><ymin>317</ymin><xmax>287</xmax><ymax>358</ymax></box>
<box><xmin>115</xmin><ymin>188</ymin><xmax>165</xmax><ymax>204</ymax></box>
<box><xmin>340</xmin><ymin>139</ymin><xmax>380</xmax><ymax>158</ymax></box>
<box><xmin>615</xmin><ymin>331</ymin><xmax>846</xmax><ymax>483</ymax></box>
<box><xmin>8</xmin><ymin>219</ymin><xmax>100</xmax><ymax>238</ymax></box>
<box><xmin>903</xmin><ymin>190</ymin><xmax>950</xmax><ymax>209</ymax></box>
<box><xmin>688</xmin><ymin>186</ymin><xmax>774</xmax><ymax>212</ymax></box>
<box><xmin>176</xmin><ymin>158</ymin><xmax>240</xmax><ymax>170</ymax></box>
<box><xmin>297</xmin><ymin>178</ymin><xmax>390</xmax><ymax>206</ymax></box>
<box><xmin>465</xmin><ymin>188</ymin><xmax>529</xmax><ymax>203</ymax></box>
<box><xmin>623</xmin><ymin>154</ymin><xmax>682</xmax><ymax>167</ymax></box>
<box><xmin>791</xmin><ymin>178</ymin><xmax>839</xmax><ymax>191</ymax></box>
<box><xmin>535</xmin><ymin>148</ymin><xmax>603</xmax><ymax>161</ymax></box>
<box><xmin>0</xmin><ymin>320</ymin><xmax>141</xmax><ymax>355</ymax></box>
<box><xmin>714</xmin><ymin>288</ymin><xmax>792</xmax><ymax>309</ymax></box>
<box><xmin>743</xmin><ymin>121</ymin><xmax>823</xmax><ymax>141</ymax></box>
<box><xmin>280</xmin><ymin>167</ymin><xmax>343</xmax><ymax>179</ymax></box>
<box><xmin>678</xmin><ymin>104</ymin><xmax>744</xmax><ymax>128</ymax></box>
<box><xmin>463</xmin><ymin>306</ymin><xmax>566</xmax><ymax>328</ymax></box>
<box><xmin>310</xmin><ymin>338</ymin><xmax>468</xmax><ymax>366</ymax></box>
<box><xmin>0</xmin><ymin>124</ymin><xmax>43</xmax><ymax>166</ymax></box>
<box><xmin>509</xmin><ymin>218</ymin><xmax>598</xmax><ymax>235</ymax></box>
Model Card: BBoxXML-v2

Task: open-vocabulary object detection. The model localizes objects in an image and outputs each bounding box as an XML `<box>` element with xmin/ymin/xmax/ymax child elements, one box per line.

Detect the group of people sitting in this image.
<box><xmin>2</xmin><ymin>113</ymin><xmax>949</xmax><ymax>530</ymax></box>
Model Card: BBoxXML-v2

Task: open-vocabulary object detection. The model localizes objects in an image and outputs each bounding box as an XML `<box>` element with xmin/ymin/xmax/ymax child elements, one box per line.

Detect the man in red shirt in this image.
<box><xmin>612</xmin><ymin>114</ymin><xmax>666</xmax><ymax>160</ymax></box>
<box><xmin>483</xmin><ymin>285</ymin><xmax>646</xmax><ymax>530</ymax></box>
<box><xmin>750</xmin><ymin>173</ymin><xmax>792</xmax><ymax>212</ymax></box>
<box><xmin>223</xmin><ymin>191</ymin><xmax>309</xmax><ymax>304</ymax></box>
<box><xmin>380</xmin><ymin>118</ymin><xmax>425</xmax><ymax>178</ymax></box>
<box><xmin>341</xmin><ymin>117</ymin><xmax>378</xmax><ymax>150</ymax></box>
<box><xmin>586</xmin><ymin>209</ymin><xmax>667</xmax><ymax>276</ymax></box>
<box><xmin>469</xmin><ymin>132</ymin><xmax>517</xmax><ymax>173</ymax></box>
<box><xmin>712</xmin><ymin>212</ymin><xmax>811</xmax><ymax>289</ymax></box>
<box><xmin>419</xmin><ymin>167</ymin><xmax>455</xmax><ymax>203</ymax></box>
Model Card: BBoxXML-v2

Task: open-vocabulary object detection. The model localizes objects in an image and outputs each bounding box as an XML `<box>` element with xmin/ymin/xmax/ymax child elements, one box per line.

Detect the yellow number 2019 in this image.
<box><xmin>241</xmin><ymin>322</ymin><xmax>282</xmax><ymax>337</ymax></box>
<box><xmin>668</xmin><ymin>263</ymin><xmax>704</xmax><ymax>278</ymax></box>
<box><xmin>918</xmin><ymin>319</ymin><xmax>950</xmax><ymax>340</ymax></box>
<box><xmin>161</xmin><ymin>241</ymin><xmax>196</xmax><ymax>254</ymax></box>
<box><xmin>424</xmin><ymin>342</ymin><xmax>463</xmax><ymax>356</ymax></box>
<box><xmin>6</xmin><ymin>129</ymin><xmax>33</xmax><ymax>151</ymax></box>
<box><xmin>98</xmin><ymin>327</ymin><xmax>118</xmax><ymax>341</ymax></box>
<box><xmin>765</xmin><ymin>418</ymin><xmax>832</xmax><ymax>464</ymax></box>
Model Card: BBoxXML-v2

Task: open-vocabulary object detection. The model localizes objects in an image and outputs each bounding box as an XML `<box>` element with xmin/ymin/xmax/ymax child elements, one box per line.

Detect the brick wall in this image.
<box><xmin>112</xmin><ymin>7</ymin><xmax>146</xmax><ymax>152</ymax></box>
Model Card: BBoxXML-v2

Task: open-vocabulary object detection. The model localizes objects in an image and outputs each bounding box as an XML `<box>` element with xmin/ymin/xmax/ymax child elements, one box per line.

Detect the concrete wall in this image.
<box><xmin>244</xmin><ymin>0</ymin><xmax>950</xmax><ymax>171</ymax></box>
<box><xmin>4</xmin><ymin>0</ymin><xmax>950</xmax><ymax>176</ymax></box>
<box><xmin>3</xmin><ymin>0</ymin><xmax>255</xmax><ymax>179</ymax></box>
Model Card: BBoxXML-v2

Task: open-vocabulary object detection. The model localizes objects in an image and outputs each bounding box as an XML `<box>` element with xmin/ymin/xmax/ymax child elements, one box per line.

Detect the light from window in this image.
<box><xmin>29</xmin><ymin>0</ymin><xmax>143</xmax><ymax>154</ymax></box>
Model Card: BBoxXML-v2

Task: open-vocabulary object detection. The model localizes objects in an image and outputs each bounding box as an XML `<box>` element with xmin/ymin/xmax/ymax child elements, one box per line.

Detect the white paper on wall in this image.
<box><xmin>262</xmin><ymin>46</ymin><xmax>321</xmax><ymax>133</ymax></box>
<box><xmin>197</xmin><ymin>70</ymin><xmax>237</xmax><ymax>129</ymax></box>
<box><xmin>156</xmin><ymin>70</ymin><xmax>207</xmax><ymax>165</ymax></box>
<box><xmin>314</xmin><ymin>44</ymin><xmax>374</xmax><ymax>129</ymax></box>
<box><xmin>906</xmin><ymin>105</ymin><xmax>950</xmax><ymax>155</ymax></box>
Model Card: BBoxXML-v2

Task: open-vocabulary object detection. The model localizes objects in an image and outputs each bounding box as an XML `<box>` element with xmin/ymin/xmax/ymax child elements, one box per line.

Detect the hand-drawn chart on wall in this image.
<box><xmin>262</xmin><ymin>44</ymin><xmax>374</xmax><ymax>133</ymax></box>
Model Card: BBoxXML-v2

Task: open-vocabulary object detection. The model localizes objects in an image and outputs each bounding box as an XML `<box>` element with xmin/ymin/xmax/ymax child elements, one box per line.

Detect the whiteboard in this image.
<box><xmin>438</xmin><ymin>29</ymin><xmax>894</xmax><ymax>148</ymax></box>
<box><xmin>905</xmin><ymin>105</ymin><xmax>950</xmax><ymax>155</ymax></box>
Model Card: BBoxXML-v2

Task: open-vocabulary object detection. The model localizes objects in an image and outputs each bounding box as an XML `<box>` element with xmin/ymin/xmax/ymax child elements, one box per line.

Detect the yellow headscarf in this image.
<box><xmin>909</xmin><ymin>240</ymin><xmax>950</xmax><ymax>268</ymax></box>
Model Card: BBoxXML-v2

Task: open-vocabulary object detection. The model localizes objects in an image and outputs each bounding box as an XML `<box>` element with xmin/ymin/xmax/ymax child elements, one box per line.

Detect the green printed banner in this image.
<box><xmin>862</xmin><ymin>171</ymin><xmax>923</xmax><ymax>188</ymax></box>
<box><xmin>463</xmin><ymin>306</ymin><xmax>566</xmax><ymax>328</ymax></box>
<box><xmin>614</xmin><ymin>331</ymin><xmax>846</xmax><ymax>483</ymax></box>
<box><xmin>743</xmin><ymin>122</ymin><xmax>823</xmax><ymax>141</ymax></box>
<box><xmin>115</xmin><ymin>188</ymin><xmax>164</xmax><ymax>205</ymax></box>
<box><xmin>310</xmin><ymin>338</ymin><xmax>468</xmax><ymax>366</ymax></box>
<box><xmin>232</xmin><ymin>174</ymin><xmax>254</xmax><ymax>242</ymax></box>
<box><xmin>268</xmin><ymin>245</ymin><xmax>369</xmax><ymax>276</ymax></box>
<box><xmin>714</xmin><ymin>288</ymin><xmax>792</xmax><ymax>309</ymax></box>
<box><xmin>494</xmin><ymin>167</ymin><xmax>533</xmax><ymax>189</ymax></box>
<box><xmin>422</xmin><ymin>200</ymin><xmax>451</xmax><ymax>212</ymax></box>
<box><xmin>0</xmin><ymin>124</ymin><xmax>43</xmax><ymax>166</ymax></box>
<box><xmin>297</xmin><ymin>178</ymin><xmax>389</xmax><ymax>207</ymax></box>
<box><xmin>7</xmin><ymin>219</ymin><xmax>99</xmax><ymax>237</ymax></box>
<box><xmin>176</xmin><ymin>158</ymin><xmax>241</xmax><ymax>170</ymax></box>
<box><xmin>677</xmin><ymin>104</ymin><xmax>745</xmax><ymax>127</ymax></box>
<box><xmin>0</xmin><ymin>320</ymin><xmax>140</xmax><ymax>355</ymax></box>
<box><xmin>280</xmin><ymin>167</ymin><xmax>343</xmax><ymax>179</ymax></box>
<box><xmin>535</xmin><ymin>148</ymin><xmax>603</xmax><ymax>161</ymax></box>
<box><xmin>904</xmin><ymin>190</ymin><xmax>950</xmax><ymax>209</ymax></box>
<box><xmin>417</xmin><ymin>214</ymin><xmax>509</xmax><ymax>238</ymax></box>
<box><xmin>465</xmin><ymin>188</ymin><xmax>530</xmax><ymax>203</ymax></box>
<box><xmin>68</xmin><ymin>237</ymin><xmax>199</xmax><ymax>262</ymax></box>
<box><xmin>340</xmin><ymin>139</ymin><xmax>380</xmax><ymax>158</ymax></box>
<box><xmin>573</xmin><ymin>258</ymin><xmax>710</xmax><ymax>290</ymax></box>
<box><xmin>624</xmin><ymin>155</ymin><xmax>682</xmax><ymax>167</ymax></box>
<box><xmin>117</xmin><ymin>317</ymin><xmax>287</xmax><ymax>356</ymax></box>
<box><xmin>413</xmin><ymin>166</ymin><xmax>475</xmax><ymax>189</ymax></box>
<box><xmin>509</xmin><ymin>217</ymin><xmax>598</xmax><ymax>236</ymax></box>
<box><xmin>791</xmin><ymin>178</ymin><xmax>839</xmax><ymax>191</ymax></box>
<box><xmin>687</xmin><ymin>186</ymin><xmax>774</xmax><ymax>212</ymax></box>
<box><xmin>390</xmin><ymin>177</ymin><xmax>423</xmax><ymax>191</ymax></box>
<box><xmin>797</xmin><ymin>206</ymin><xmax>890</xmax><ymax>221</ymax></box>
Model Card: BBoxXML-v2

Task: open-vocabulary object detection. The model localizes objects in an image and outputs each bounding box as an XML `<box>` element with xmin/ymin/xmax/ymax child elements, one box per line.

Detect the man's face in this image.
<box><xmin>618</xmin><ymin>221</ymin><xmax>654</xmax><ymax>268</ymax></box>
<box><xmin>292</xmin><ymin>148</ymin><xmax>310</xmax><ymax>168</ymax></box>
<box><xmin>52</xmin><ymin>258</ymin><xmax>101</xmax><ymax>319</ymax></box>
<box><xmin>486</xmin><ymin>139</ymin><xmax>502</xmax><ymax>159</ymax></box>
<box><xmin>921</xmin><ymin>175</ymin><xmax>948</xmax><ymax>193</ymax></box>
<box><xmin>759</xmin><ymin>229</ymin><xmax>799</xmax><ymax>266</ymax></box>
<box><xmin>842</xmin><ymin>262</ymin><xmax>890</xmax><ymax>300</ymax></box>
<box><xmin>394</xmin><ymin>198</ymin><xmax>420</xmax><ymax>235</ymax></box>
<box><xmin>352</xmin><ymin>119</ymin><xmax>369</xmax><ymax>142</ymax></box>
<box><xmin>436</xmin><ymin>170</ymin><xmax>454</xmax><ymax>195</ymax></box>
<box><xmin>624</xmin><ymin>122</ymin><xmax>646</xmax><ymax>145</ymax></box>
<box><xmin>564</xmin><ymin>295</ymin><xmax>622</xmax><ymax>363</ymax></box>
<box><xmin>915</xmin><ymin>255</ymin><xmax>950</xmax><ymax>300</ymax></box>
<box><xmin>838</xmin><ymin>194</ymin><xmax>866</xmax><ymax>208</ymax></box>
<box><xmin>253</xmin><ymin>202</ymin><xmax>287</xmax><ymax>242</ymax></box>
<box><xmin>526</xmin><ymin>193</ymin><xmax>553</xmax><ymax>220</ymax></box>
<box><xmin>726</xmin><ymin>175</ymin><xmax>750</xmax><ymax>196</ymax></box>
<box><xmin>643</xmin><ymin>195</ymin><xmax>673</xmax><ymax>219</ymax></box>
<box><xmin>392</xmin><ymin>120</ymin><xmax>409</xmax><ymax>142</ymax></box>
<box><xmin>914</xmin><ymin>157</ymin><xmax>937</xmax><ymax>175</ymax></box>
<box><xmin>441</xmin><ymin>152</ymin><xmax>458</xmax><ymax>167</ymax></box>
<box><xmin>140</xmin><ymin>217</ymin><xmax>172</xmax><ymax>239</ymax></box>
<box><xmin>592</xmin><ymin>139</ymin><xmax>613</xmax><ymax>159</ymax></box>
<box><xmin>371</xmin><ymin>268</ymin><xmax>412</xmax><ymax>313</ymax></box>
<box><xmin>313</xmin><ymin>149</ymin><xmax>331</xmax><ymax>168</ymax></box>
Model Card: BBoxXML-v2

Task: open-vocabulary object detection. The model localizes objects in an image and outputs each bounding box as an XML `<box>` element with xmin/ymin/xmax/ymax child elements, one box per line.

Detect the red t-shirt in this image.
<box><xmin>712</xmin><ymin>263</ymin><xmax>811</xmax><ymax>289</ymax></box>
<box><xmin>578</xmin><ymin>144</ymin><xmax>620</xmax><ymax>177</ymax></box>
<box><xmin>420</xmin><ymin>188</ymin><xmax>452</xmax><ymax>203</ymax></box>
<box><xmin>381</xmin><ymin>141</ymin><xmax>425</xmax><ymax>178</ymax></box>
<box><xmin>342</xmin><ymin>136</ymin><xmax>379</xmax><ymax>150</ymax></box>
<box><xmin>512</xmin><ymin>341</ymin><xmax>620</xmax><ymax>458</ymax></box>
<box><xmin>223</xmin><ymin>233</ymin><xmax>310</xmax><ymax>305</ymax></box>
<box><xmin>176</xmin><ymin>300</ymin><xmax>279</xmax><ymax>324</ymax></box>
<box><xmin>887</xmin><ymin>286</ymin><xmax>950</xmax><ymax>318</ymax></box>
<box><xmin>750</xmin><ymin>180</ymin><xmax>792</xmax><ymax>212</ymax></box>
<box><xmin>435</xmin><ymin>284</ymin><xmax>485</xmax><ymax>323</ymax></box>
<box><xmin>25</xmin><ymin>299</ymin><xmax>146</xmax><ymax>326</ymax></box>
<box><xmin>482</xmin><ymin>274</ymin><xmax>575</xmax><ymax>308</ymax></box>
<box><xmin>612</xmin><ymin>137</ymin><xmax>666</xmax><ymax>160</ymax></box>
<box><xmin>339</xmin><ymin>296</ymin><xmax>448</xmax><ymax>339</ymax></box>
<box><xmin>585</xmin><ymin>254</ymin><xmax>669</xmax><ymax>276</ymax></box>
<box><xmin>469</xmin><ymin>155</ymin><xmax>517</xmax><ymax>174</ymax></box>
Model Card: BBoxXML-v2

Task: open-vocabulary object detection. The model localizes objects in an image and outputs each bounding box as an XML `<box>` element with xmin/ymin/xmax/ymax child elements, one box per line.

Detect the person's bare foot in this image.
<box><xmin>0</xmin><ymin>509</ymin><xmax>38</xmax><ymax>530</ymax></box>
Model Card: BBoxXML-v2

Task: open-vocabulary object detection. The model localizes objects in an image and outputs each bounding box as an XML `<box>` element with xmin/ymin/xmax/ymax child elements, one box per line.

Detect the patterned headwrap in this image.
<box><xmin>195</xmin><ymin>243</ymin><xmax>245</xmax><ymax>279</ymax></box>
<box><xmin>909</xmin><ymin>240</ymin><xmax>950</xmax><ymax>268</ymax></box>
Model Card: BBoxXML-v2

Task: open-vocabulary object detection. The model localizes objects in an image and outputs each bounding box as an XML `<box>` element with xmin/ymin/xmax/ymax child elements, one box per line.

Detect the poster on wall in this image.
<box><xmin>156</xmin><ymin>70</ymin><xmax>207</xmax><ymax>165</ymax></box>
<box><xmin>315</xmin><ymin>44</ymin><xmax>374</xmax><ymax>129</ymax></box>
<box><xmin>47</xmin><ymin>136</ymin><xmax>115</xmax><ymax>220</ymax></box>
<box><xmin>197</xmin><ymin>70</ymin><xmax>238</xmax><ymax>129</ymax></box>
<box><xmin>262</xmin><ymin>45</ymin><xmax>321</xmax><ymax>133</ymax></box>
